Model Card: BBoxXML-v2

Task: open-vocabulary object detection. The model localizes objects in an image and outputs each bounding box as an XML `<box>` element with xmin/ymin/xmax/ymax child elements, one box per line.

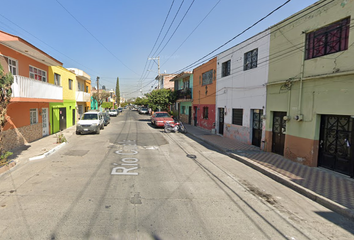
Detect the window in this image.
<box><xmin>221</xmin><ymin>60</ymin><xmax>231</xmax><ymax>77</ymax></box>
<box><xmin>305</xmin><ymin>17</ymin><xmax>350</xmax><ymax>60</ymax></box>
<box><xmin>232</xmin><ymin>109</ymin><xmax>243</xmax><ymax>125</ymax></box>
<box><xmin>30</xmin><ymin>109</ymin><xmax>38</xmax><ymax>125</ymax></box>
<box><xmin>7</xmin><ymin>57</ymin><xmax>17</xmax><ymax>75</ymax></box>
<box><xmin>54</xmin><ymin>73</ymin><xmax>61</xmax><ymax>86</ymax></box>
<box><xmin>203</xmin><ymin>107</ymin><xmax>209</xmax><ymax>119</ymax></box>
<box><xmin>86</xmin><ymin>86</ymin><xmax>89</xmax><ymax>92</ymax></box>
<box><xmin>29</xmin><ymin>66</ymin><xmax>47</xmax><ymax>82</ymax></box>
<box><xmin>78</xmin><ymin>82</ymin><xmax>81</xmax><ymax>91</ymax></box>
<box><xmin>183</xmin><ymin>78</ymin><xmax>190</xmax><ymax>89</ymax></box>
<box><xmin>181</xmin><ymin>106</ymin><xmax>186</xmax><ymax>114</ymax></box>
<box><xmin>69</xmin><ymin>79</ymin><xmax>73</xmax><ymax>90</ymax></box>
<box><xmin>202</xmin><ymin>70</ymin><xmax>213</xmax><ymax>86</ymax></box>
<box><xmin>244</xmin><ymin>49</ymin><xmax>258</xmax><ymax>70</ymax></box>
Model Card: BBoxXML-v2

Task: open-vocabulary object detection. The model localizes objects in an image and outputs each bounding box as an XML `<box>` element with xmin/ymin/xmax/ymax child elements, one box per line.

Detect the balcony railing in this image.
<box><xmin>11</xmin><ymin>75</ymin><xmax>63</xmax><ymax>101</ymax></box>
<box><xmin>76</xmin><ymin>91</ymin><xmax>91</xmax><ymax>102</ymax></box>
<box><xmin>176</xmin><ymin>88</ymin><xmax>192</xmax><ymax>100</ymax></box>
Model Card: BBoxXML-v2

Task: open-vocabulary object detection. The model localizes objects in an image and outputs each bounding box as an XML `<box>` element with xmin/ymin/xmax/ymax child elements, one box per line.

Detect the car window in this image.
<box><xmin>156</xmin><ymin>113</ymin><xmax>170</xmax><ymax>118</ymax></box>
<box><xmin>82</xmin><ymin>114</ymin><xmax>98</xmax><ymax>120</ymax></box>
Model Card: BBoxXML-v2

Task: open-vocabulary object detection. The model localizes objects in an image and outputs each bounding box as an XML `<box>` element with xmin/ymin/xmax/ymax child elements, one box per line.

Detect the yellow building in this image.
<box><xmin>48</xmin><ymin>66</ymin><xmax>77</xmax><ymax>133</ymax></box>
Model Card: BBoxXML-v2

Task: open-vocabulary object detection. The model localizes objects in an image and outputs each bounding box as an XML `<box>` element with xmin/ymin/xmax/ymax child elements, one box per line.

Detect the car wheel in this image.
<box><xmin>101</xmin><ymin>124</ymin><xmax>104</xmax><ymax>130</ymax></box>
<box><xmin>96</xmin><ymin>127</ymin><xmax>100</xmax><ymax>134</ymax></box>
<box><xmin>76</xmin><ymin>131</ymin><xmax>80</xmax><ymax>135</ymax></box>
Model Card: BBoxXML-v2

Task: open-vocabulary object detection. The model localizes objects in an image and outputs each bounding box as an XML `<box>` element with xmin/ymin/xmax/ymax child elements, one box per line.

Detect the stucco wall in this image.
<box><xmin>49</xmin><ymin>66</ymin><xmax>77</xmax><ymax>101</ymax></box>
<box><xmin>0</xmin><ymin>43</ymin><xmax>49</xmax><ymax>78</ymax></box>
<box><xmin>216</xmin><ymin>29</ymin><xmax>269</xmax><ymax>143</ymax></box>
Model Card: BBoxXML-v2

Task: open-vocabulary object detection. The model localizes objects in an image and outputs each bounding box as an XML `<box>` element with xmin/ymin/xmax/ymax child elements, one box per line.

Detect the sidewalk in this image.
<box><xmin>184</xmin><ymin>124</ymin><xmax>354</xmax><ymax>221</ymax></box>
<box><xmin>0</xmin><ymin>126</ymin><xmax>76</xmax><ymax>175</ymax></box>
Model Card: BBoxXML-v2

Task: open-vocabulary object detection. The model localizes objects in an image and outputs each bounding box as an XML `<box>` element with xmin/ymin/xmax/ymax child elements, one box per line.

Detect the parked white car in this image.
<box><xmin>76</xmin><ymin>111</ymin><xmax>104</xmax><ymax>135</ymax></box>
<box><xmin>108</xmin><ymin>109</ymin><xmax>118</xmax><ymax>117</ymax></box>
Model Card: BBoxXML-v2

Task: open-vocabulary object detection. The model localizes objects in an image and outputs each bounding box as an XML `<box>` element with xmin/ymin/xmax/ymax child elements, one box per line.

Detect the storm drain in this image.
<box><xmin>187</xmin><ymin>154</ymin><xmax>197</xmax><ymax>159</ymax></box>
<box><xmin>63</xmin><ymin>150</ymin><xmax>89</xmax><ymax>157</ymax></box>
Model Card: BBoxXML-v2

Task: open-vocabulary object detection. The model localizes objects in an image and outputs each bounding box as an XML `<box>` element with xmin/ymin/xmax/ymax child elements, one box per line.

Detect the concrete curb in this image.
<box><xmin>186</xmin><ymin>131</ymin><xmax>354</xmax><ymax>221</ymax></box>
<box><xmin>29</xmin><ymin>142</ymin><xmax>67</xmax><ymax>161</ymax></box>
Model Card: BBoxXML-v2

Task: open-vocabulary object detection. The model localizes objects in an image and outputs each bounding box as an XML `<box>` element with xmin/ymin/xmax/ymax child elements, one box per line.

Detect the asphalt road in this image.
<box><xmin>0</xmin><ymin>109</ymin><xmax>353</xmax><ymax>239</ymax></box>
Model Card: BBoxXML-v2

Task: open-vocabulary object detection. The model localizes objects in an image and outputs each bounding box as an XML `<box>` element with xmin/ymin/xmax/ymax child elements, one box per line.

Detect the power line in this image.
<box><xmin>139</xmin><ymin>0</ymin><xmax>176</xmax><ymax>83</ymax></box>
<box><xmin>162</xmin><ymin>0</ymin><xmax>222</xmax><ymax>67</ymax></box>
<box><xmin>173</xmin><ymin>0</ymin><xmax>292</xmax><ymax>73</ymax></box>
<box><xmin>54</xmin><ymin>0</ymin><xmax>139</xmax><ymax>76</ymax></box>
<box><xmin>151</xmin><ymin>0</ymin><xmax>185</xmax><ymax>58</ymax></box>
<box><xmin>156</xmin><ymin>0</ymin><xmax>196</xmax><ymax>56</ymax></box>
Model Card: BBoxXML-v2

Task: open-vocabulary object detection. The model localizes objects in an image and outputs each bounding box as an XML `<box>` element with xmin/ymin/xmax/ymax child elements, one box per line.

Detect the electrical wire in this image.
<box><xmin>54</xmin><ymin>0</ymin><xmax>139</xmax><ymax>76</ymax></box>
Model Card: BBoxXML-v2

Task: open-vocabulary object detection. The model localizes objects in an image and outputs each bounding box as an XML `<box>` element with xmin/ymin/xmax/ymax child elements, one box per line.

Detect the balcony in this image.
<box><xmin>176</xmin><ymin>88</ymin><xmax>192</xmax><ymax>101</ymax></box>
<box><xmin>11</xmin><ymin>75</ymin><xmax>63</xmax><ymax>101</ymax></box>
<box><xmin>76</xmin><ymin>91</ymin><xmax>91</xmax><ymax>102</ymax></box>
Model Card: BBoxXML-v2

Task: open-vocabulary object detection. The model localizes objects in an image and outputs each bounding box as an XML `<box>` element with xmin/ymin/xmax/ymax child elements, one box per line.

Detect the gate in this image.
<box><xmin>252</xmin><ymin>109</ymin><xmax>263</xmax><ymax>147</ymax></box>
<box><xmin>319</xmin><ymin>115</ymin><xmax>354</xmax><ymax>177</ymax></box>
<box><xmin>272</xmin><ymin>112</ymin><xmax>287</xmax><ymax>155</ymax></box>
<box><xmin>218</xmin><ymin>108</ymin><xmax>224</xmax><ymax>135</ymax></box>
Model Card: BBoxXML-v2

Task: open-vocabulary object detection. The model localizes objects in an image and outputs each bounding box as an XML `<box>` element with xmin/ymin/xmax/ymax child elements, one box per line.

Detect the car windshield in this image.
<box><xmin>155</xmin><ymin>113</ymin><xmax>170</xmax><ymax>118</ymax></box>
<box><xmin>82</xmin><ymin>113</ymin><xmax>98</xmax><ymax>120</ymax></box>
<box><xmin>141</xmin><ymin>108</ymin><xmax>148</xmax><ymax>111</ymax></box>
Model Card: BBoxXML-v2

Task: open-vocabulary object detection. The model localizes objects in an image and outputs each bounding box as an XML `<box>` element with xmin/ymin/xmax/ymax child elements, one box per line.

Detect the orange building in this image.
<box><xmin>0</xmin><ymin>30</ymin><xmax>62</xmax><ymax>151</ymax></box>
<box><xmin>192</xmin><ymin>57</ymin><xmax>217</xmax><ymax>130</ymax></box>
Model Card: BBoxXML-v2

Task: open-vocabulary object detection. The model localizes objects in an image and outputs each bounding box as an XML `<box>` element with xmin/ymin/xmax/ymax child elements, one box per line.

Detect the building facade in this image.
<box><xmin>67</xmin><ymin>68</ymin><xmax>91</xmax><ymax>120</ymax></box>
<box><xmin>48</xmin><ymin>66</ymin><xmax>77</xmax><ymax>133</ymax></box>
<box><xmin>192</xmin><ymin>57</ymin><xmax>217</xmax><ymax>130</ymax></box>
<box><xmin>171</xmin><ymin>72</ymin><xmax>193</xmax><ymax>124</ymax></box>
<box><xmin>0</xmin><ymin>30</ymin><xmax>62</xmax><ymax>151</ymax></box>
<box><xmin>155</xmin><ymin>74</ymin><xmax>176</xmax><ymax>90</ymax></box>
<box><xmin>265</xmin><ymin>0</ymin><xmax>354</xmax><ymax>177</ymax></box>
<box><xmin>216</xmin><ymin>29</ymin><xmax>270</xmax><ymax>149</ymax></box>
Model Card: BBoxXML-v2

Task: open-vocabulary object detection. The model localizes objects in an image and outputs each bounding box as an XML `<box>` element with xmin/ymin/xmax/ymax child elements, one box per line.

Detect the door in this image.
<box><xmin>42</xmin><ymin>108</ymin><xmax>49</xmax><ymax>136</ymax></box>
<box><xmin>252</xmin><ymin>109</ymin><xmax>263</xmax><ymax>147</ymax></box>
<box><xmin>218</xmin><ymin>108</ymin><xmax>224</xmax><ymax>135</ymax></box>
<box><xmin>194</xmin><ymin>107</ymin><xmax>198</xmax><ymax>126</ymax></box>
<box><xmin>72</xmin><ymin>109</ymin><xmax>76</xmax><ymax>126</ymax></box>
<box><xmin>188</xmin><ymin>106</ymin><xmax>192</xmax><ymax>124</ymax></box>
<box><xmin>272</xmin><ymin>112</ymin><xmax>287</xmax><ymax>155</ymax></box>
<box><xmin>59</xmin><ymin>107</ymin><xmax>67</xmax><ymax>131</ymax></box>
<box><xmin>319</xmin><ymin>115</ymin><xmax>354</xmax><ymax>177</ymax></box>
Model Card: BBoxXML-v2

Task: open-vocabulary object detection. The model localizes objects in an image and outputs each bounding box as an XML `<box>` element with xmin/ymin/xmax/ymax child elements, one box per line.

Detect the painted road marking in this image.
<box><xmin>111</xmin><ymin>140</ymin><xmax>139</xmax><ymax>176</ymax></box>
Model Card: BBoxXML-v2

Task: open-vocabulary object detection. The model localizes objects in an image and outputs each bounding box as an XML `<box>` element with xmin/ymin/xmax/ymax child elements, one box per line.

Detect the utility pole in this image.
<box><xmin>148</xmin><ymin>56</ymin><xmax>160</xmax><ymax>89</ymax></box>
<box><xmin>97</xmin><ymin>76</ymin><xmax>100</xmax><ymax>109</ymax></box>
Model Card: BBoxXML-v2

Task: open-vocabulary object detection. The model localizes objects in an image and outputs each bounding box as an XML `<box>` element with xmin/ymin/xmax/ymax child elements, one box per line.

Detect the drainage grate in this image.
<box><xmin>63</xmin><ymin>150</ymin><xmax>89</xmax><ymax>156</ymax></box>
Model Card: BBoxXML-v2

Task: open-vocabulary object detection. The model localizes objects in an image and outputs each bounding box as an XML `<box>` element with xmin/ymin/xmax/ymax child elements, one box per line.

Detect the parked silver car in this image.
<box><xmin>76</xmin><ymin>111</ymin><xmax>104</xmax><ymax>134</ymax></box>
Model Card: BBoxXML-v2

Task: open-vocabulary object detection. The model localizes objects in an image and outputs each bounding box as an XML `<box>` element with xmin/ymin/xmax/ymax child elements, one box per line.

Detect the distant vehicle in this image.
<box><xmin>103</xmin><ymin>111</ymin><xmax>111</xmax><ymax>126</ymax></box>
<box><xmin>108</xmin><ymin>109</ymin><xmax>118</xmax><ymax>117</ymax></box>
<box><xmin>118</xmin><ymin>107</ymin><xmax>123</xmax><ymax>112</ymax></box>
<box><xmin>76</xmin><ymin>111</ymin><xmax>104</xmax><ymax>134</ymax></box>
<box><xmin>151</xmin><ymin>111</ymin><xmax>174</xmax><ymax>127</ymax></box>
<box><xmin>139</xmin><ymin>107</ymin><xmax>148</xmax><ymax>114</ymax></box>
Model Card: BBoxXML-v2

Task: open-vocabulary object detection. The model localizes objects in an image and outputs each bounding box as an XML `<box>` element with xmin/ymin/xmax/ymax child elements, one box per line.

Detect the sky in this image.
<box><xmin>0</xmin><ymin>0</ymin><xmax>319</xmax><ymax>99</ymax></box>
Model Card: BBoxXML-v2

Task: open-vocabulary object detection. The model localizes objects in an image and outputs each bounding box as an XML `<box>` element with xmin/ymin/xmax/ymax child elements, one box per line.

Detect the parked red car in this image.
<box><xmin>151</xmin><ymin>111</ymin><xmax>174</xmax><ymax>127</ymax></box>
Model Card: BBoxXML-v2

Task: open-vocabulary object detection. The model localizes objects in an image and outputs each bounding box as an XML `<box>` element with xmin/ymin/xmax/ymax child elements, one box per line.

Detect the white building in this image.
<box><xmin>215</xmin><ymin>29</ymin><xmax>270</xmax><ymax>149</ymax></box>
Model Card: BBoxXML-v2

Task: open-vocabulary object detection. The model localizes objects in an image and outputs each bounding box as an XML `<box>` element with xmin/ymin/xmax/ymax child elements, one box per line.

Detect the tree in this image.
<box><xmin>115</xmin><ymin>77</ymin><xmax>120</xmax><ymax>106</ymax></box>
<box><xmin>146</xmin><ymin>89</ymin><xmax>176</xmax><ymax>111</ymax></box>
<box><xmin>101</xmin><ymin>102</ymin><xmax>113</xmax><ymax>109</ymax></box>
<box><xmin>0</xmin><ymin>64</ymin><xmax>14</xmax><ymax>162</ymax></box>
<box><xmin>134</xmin><ymin>97</ymin><xmax>149</xmax><ymax>106</ymax></box>
<box><xmin>92</xmin><ymin>90</ymin><xmax>110</xmax><ymax>108</ymax></box>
